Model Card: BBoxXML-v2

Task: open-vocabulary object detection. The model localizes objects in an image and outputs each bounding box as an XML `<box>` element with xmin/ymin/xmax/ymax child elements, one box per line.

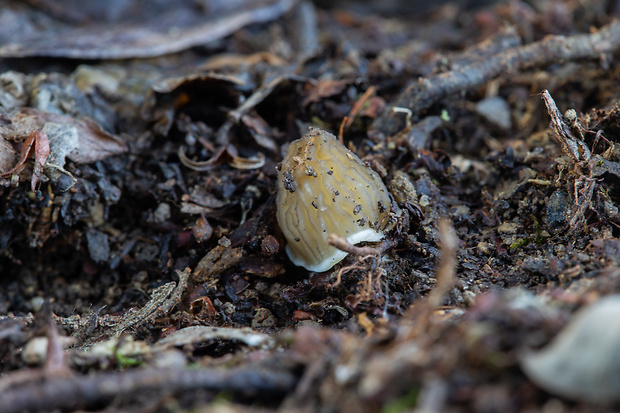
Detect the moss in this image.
<box><xmin>509</xmin><ymin>237</ymin><xmax>531</xmax><ymax>251</ymax></box>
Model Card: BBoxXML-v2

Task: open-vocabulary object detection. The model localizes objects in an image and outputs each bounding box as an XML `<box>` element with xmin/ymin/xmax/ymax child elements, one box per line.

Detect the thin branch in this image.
<box><xmin>373</xmin><ymin>20</ymin><xmax>620</xmax><ymax>136</ymax></box>
<box><xmin>540</xmin><ymin>89</ymin><xmax>591</xmax><ymax>165</ymax></box>
<box><xmin>401</xmin><ymin>218</ymin><xmax>458</xmax><ymax>339</ymax></box>
<box><xmin>0</xmin><ymin>366</ymin><xmax>297</xmax><ymax>413</ymax></box>
<box><xmin>43</xmin><ymin>319</ymin><xmax>72</xmax><ymax>378</ymax></box>
<box><xmin>425</xmin><ymin>219</ymin><xmax>458</xmax><ymax>310</ymax></box>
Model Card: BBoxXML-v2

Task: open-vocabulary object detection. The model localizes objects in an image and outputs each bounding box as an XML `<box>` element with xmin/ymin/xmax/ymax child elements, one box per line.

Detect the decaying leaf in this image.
<box><xmin>179</xmin><ymin>144</ymin><xmax>265</xmax><ymax>171</ymax></box>
<box><xmin>302</xmin><ymin>79</ymin><xmax>351</xmax><ymax>107</ymax></box>
<box><xmin>193</xmin><ymin>243</ymin><xmax>243</xmax><ymax>285</ymax></box>
<box><xmin>238</xmin><ymin>256</ymin><xmax>285</xmax><ymax>278</ymax></box>
<box><xmin>0</xmin><ymin>130</ymin><xmax>50</xmax><ymax>191</ymax></box>
<box><xmin>31</xmin><ymin>131</ymin><xmax>50</xmax><ymax>191</ymax></box>
<box><xmin>241</xmin><ymin>112</ymin><xmax>279</xmax><ymax>152</ymax></box>
<box><xmin>9</xmin><ymin>108</ymin><xmax>127</xmax><ymax>164</ymax></box>
<box><xmin>0</xmin><ymin>0</ymin><xmax>298</xmax><ymax>59</ymax></box>
<box><xmin>0</xmin><ymin>108</ymin><xmax>126</xmax><ymax>189</ymax></box>
<box><xmin>228</xmin><ymin>148</ymin><xmax>265</xmax><ymax>170</ymax></box>
<box><xmin>40</xmin><ymin>122</ymin><xmax>78</xmax><ymax>184</ymax></box>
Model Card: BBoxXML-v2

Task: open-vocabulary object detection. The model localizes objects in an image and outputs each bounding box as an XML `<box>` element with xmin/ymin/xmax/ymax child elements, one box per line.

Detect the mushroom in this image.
<box><xmin>276</xmin><ymin>128</ymin><xmax>392</xmax><ymax>272</ymax></box>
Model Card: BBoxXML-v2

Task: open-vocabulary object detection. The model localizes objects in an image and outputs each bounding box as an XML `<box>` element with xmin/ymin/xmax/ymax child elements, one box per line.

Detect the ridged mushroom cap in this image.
<box><xmin>276</xmin><ymin>128</ymin><xmax>391</xmax><ymax>272</ymax></box>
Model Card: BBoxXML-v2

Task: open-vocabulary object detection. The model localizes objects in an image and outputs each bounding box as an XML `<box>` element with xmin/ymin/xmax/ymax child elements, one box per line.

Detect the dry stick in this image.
<box><xmin>372</xmin><ymin>20</ymin><xmax>620</xmax><ymax>136</ymax></box>
<box><xmin>0</xmin><ymin>319</ymin><xmax>73</xmax><ymax>393</ymax></box>
<box><xmin>401</xmin><ymin>218</ymin><xmax>457</xmax><ymax>340</ymax></box>
<box><xmin>540</xmin><ymin>89</ymin><xmax>591</xmax><ymax>165</ymax></box>
<box><xmin>327</xmin><ymin>234</ymin><xmax>397</xmax><ymax>287</ymax></box>
<box><xmin>344</xmin><ymin>85</ymin><xmax>376</xmax><ymax>128</ymax></box>
<box><xmin>0</xmin><ymin>367</ymin><xmax>297</xmax><ymax>413</ymax></box>
<box><xmin>43</xmin><ymin>319</ymin><xmax>72</xmax><ymax>378</ymax></box>
<box><xmin>327</xmin><ymin>233</ymin><xmax>398</xmax><ymax>257</ymax></box>
<box><xmin>540</xmin><ymin>89</ymin><xmax>599</xmax><ymax>229</ymax></box>
<box><xmin>327</xmin><ymin>234</ymin><xmax>378</xmax><ymax>287</ymax></box>
<box><xmin>425</xmin><ymin>219</ymin><xmax>457</xmax><ymax>310</ymax></box>
<box><xmin>327</xmin><ymin>234</ymin><xmax>381</xmax><ymax>257</ymax></box>
<box><xmin>431</xmin><ymin>26</ymin><xmax>522</xmax><ymax>73</ymax></box>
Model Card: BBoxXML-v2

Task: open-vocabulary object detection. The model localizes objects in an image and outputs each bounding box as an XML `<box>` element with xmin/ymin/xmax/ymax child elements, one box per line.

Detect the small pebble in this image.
<box><xmin>475</xmin><ymin>96</ymin><xmax>512</xmax><ymax>131</ymax></box>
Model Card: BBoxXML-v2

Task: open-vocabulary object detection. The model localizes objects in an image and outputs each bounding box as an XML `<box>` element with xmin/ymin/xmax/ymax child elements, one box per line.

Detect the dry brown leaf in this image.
<box><xmin>0</xmin><ymin>0</ymin><xmax>297</xmax><ymax>59</ymax></box>
<box><xmin>179</xmin><ymin>144</ymin><xmax>265</xmax><ymax>171</ymax></box>
<box><xmin>31</xmin><ymin>131</ymin><xmax>50</xmax><ymax>191</ymax></box>
<box><xmin>0</xmin><ymin>130</ymin><xmax>50</xmax><ymax>191</ymax></box>
<box><xmin>302</xmin><ymin>79</ymin><xmax>351</xmax><ymax>107</ymax></box>
<box><xmin>5</xmin><ymin>108</ymin><xmax>126</xmax><ymax>163</ymax></box>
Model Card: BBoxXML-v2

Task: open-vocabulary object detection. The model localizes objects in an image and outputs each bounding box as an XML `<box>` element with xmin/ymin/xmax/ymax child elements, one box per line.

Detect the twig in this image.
<box><xmin>326</xmin><ymin>234</ymin><xmax>389</xmax><ymax>289</ymax></box>
<box><xmin>71</xmin><ymin>268</ymin><xmax>190</xmax><ymax>349</ymax></box>
<box><xmin>326</xmin><ymin>235</ymin><xmax>398</xmax><ymax>304</ymax></box>
<box><xmin>425</xmin><ymin>219</ymin><xmax>458</xmax><ymax>310</ymax></box>
<box><xmin>43</xmin><ymin>319</ymin><xmax>72</xmax><ymax>378</ymax></box>
<box><xmin>327</xmin><ymin>234</ymin><xmax>397</xmax><ymax>257</ymax></box>
<box><xmin>0</xmin><ymin>366</ymin><xmax>297</xmax><ymax>413</ymax></box>
<box><xmin>344</xmin><ymin>86</ymin><xmax>376</xmax><ymax>128</ymax></box>
<box><xmin>569</xmin><ymin>175</ymin><xmax>597</xmax><ymax>229</ymax></box>
<box><xmin>327</xmin><ymin>235</ymin><xmax>378</xmax><ymax>288</ymax></box>
<box><xmin>327</xmin><ymin>234</ymin><xmax>381</xmax><ymax>257</ymax></box>
<box><xmin>540</xmin><ymin>90</ymin><xmax>603</xmax><ymax>229</ymax></box>
<box><xmin>402</xmin><ymin>218</ymin><xmax>457</xmax><ymax>339</ymax></box>
<box><xmin>0</xmin><ymin>318</ymin><xmax>73</xmax><ymax>392</ymax></box>
<box><xmin>373</xmin><ymin>20</ymin><xmax>620</xmax><ymax>136</ymax></box>
<box><xmin>540</xmin><ymin>90</ymin><xmax>591</xmax><ymax>165</ymax></box>
<box><xmin>424</xmin><ymin>26</ymin><xmax>522</xmax><ymax>74</ymax></box>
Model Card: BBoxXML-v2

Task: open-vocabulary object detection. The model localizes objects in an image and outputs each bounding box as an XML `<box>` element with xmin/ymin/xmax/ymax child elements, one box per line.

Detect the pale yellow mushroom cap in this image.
<box><xmin>276</xmin><ymin>128</ymin><xmax>391</xmax><ymax>272</ymax></box>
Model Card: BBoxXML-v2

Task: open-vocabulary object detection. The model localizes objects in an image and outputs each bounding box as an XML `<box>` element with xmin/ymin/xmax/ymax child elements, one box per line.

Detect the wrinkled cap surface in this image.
<box><xmin>276</xmin><ymin>128</ymin><xmax>391</xmax><ymax>272</ymax></box>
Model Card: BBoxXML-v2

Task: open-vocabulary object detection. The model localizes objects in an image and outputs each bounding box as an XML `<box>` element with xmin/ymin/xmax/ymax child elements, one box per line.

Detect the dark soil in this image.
<box><xmin>2</xmin><ymin>0</ymin><xmax>620</xmax><ymax>412</ymax></box>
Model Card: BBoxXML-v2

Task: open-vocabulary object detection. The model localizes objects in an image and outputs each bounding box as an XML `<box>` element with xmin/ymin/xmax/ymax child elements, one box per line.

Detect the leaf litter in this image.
<box><xmin>2</xmin><ymin>0</ymin><xmax>620</xmax><ymax>412</ymax></box>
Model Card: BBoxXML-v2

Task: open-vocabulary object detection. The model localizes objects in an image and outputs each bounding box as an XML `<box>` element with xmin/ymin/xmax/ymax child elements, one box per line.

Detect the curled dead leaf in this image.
<box><xmin>228</xmin><ymin>151</ymin><xmax>265</xmax><ymax>170</ymax></box>
<box><xmin>241</xmin><ymin>113</ymin><xmax>278</xmax><ymax>152</ymax></box>
<box><xmin>2</xmin><ymin>108</ymin><xmax>126</xmax><ymax>164</ymax></box>
<box><xmin>178</xmin><ymin>145</ymin><xmax>226</xmax><ymax>171</ymax></box>
<box><xmin>31</xmin><ymin>131</ymin><xmax>50</xmax><ymax>191</ymax></box>
<box><xmin>179</xmin><ymin>144</ymin><xmax>264</xmax><ymax>171</ymax></box>
<box><xmin>0</xmin><ymin>0</ymin><xmax>297</xmax><ymax>59</ymax></box>
<box><xmin>0</xmin><ymin>130</ymin><xmax>50</xmax><ymax>191</ymax></box>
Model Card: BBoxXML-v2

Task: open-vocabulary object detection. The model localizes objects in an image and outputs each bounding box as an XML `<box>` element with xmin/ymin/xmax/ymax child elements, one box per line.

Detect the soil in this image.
<box><xmin>1</xmin><ymin>0</ymin><xmax>620</xmax><ymax>412</ymax></box>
